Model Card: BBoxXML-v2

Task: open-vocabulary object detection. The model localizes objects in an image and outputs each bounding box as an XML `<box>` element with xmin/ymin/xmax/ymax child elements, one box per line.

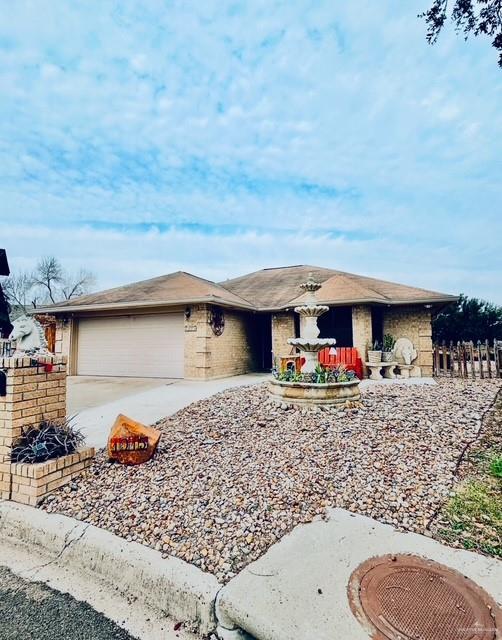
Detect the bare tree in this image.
<box><xmin>2</xmin><ymin>271</ymin><xmax>40</xmax><ymax>312</ymax></box>
<box><xmin>31</xmin><ymin>256</ymin><xmax>64</xmax><ymax>304</ymax></box>
<box><xmin>61</xmin><ymin>268</ymin><xmax>96</xmax><ymax>300</ymax></box>
<box><xmin>2</xmin><ymin>256</ymin><xmax>96</xmax><ymax>313</ymax></box>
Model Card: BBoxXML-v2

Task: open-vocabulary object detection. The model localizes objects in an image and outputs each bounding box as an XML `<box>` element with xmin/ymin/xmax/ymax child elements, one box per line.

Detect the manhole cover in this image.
<box><xmin>348</xmin><ymin>554</ymin><xmax>500</xmax><ymax>640</ymax></box>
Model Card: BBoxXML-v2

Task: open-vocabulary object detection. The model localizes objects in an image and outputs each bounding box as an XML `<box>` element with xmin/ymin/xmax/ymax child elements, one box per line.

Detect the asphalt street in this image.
<box><xmin>0</xmin><ymin>566</ymin><xmax>137</xmax><ymax>640</ymax></box>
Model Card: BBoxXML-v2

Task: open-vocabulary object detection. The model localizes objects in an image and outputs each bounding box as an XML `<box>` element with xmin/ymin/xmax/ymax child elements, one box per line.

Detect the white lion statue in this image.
<box><xmin>8</xmin><ymin>315</ymin><xmax>48</xmax><ymax>355</ymax></box>
<box><xmin>394</xmin><ymin>337</ymin><xmax>418</xmax><ymax>365</ymax></box>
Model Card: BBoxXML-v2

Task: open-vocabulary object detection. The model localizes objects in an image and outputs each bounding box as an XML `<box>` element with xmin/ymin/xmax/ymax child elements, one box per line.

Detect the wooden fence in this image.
<box><xmin>0</xmin><ymin>338</ymin><xmax>14</xmax><ymax>358</ymax></box>
<box><xmin>433</xmin><ymin>340</ymin><xmax>502</xmax><ymax>379</ymax></box>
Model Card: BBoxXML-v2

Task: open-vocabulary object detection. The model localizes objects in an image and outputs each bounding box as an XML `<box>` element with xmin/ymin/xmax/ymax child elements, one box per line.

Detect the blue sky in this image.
<box><xmin>1</xmin><ymin>1</ymin><xmax>501</xmax><ymax>301</ymax></box>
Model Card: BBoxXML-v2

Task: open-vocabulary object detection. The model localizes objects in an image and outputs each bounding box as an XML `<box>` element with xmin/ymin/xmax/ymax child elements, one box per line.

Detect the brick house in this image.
<box><xmin>37</xmin><ymin>265</ymin><xmax>457</xmax><ymax>379</ymax></box>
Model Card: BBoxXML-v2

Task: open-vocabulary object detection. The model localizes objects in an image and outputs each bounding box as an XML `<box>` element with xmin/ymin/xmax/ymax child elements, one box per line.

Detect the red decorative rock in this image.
<box><xmin>107</xmin><ymin>414</ymin><xmax>161</xmax><ymax>465</ymax></box>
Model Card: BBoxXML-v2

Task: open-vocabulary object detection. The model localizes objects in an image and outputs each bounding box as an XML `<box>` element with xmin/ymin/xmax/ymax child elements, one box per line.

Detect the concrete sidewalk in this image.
<box><xmin>70</xmin><ymin>373</ymin><xmax>267</xmax><ymax>449</ymax></box>
<box><xmin>217</xmin><ymin>508</ymin><xmax>501</xmax><ymax>640</ymax></box>
<box><xmin>3</xmin><ymin>501</ymin><xmax>500</xmax><ymax>640</ymax></box>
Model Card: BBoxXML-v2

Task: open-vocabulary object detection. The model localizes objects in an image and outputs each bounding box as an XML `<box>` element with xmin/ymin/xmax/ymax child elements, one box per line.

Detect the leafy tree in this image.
<box><xmin>420</xmin><ymin>0</ymin><xmax>502</xmax><ymax>67</ymax></box>
<box><xmin>2</xmin><ymin>256</ymin><xmax>96</xmax><ymax>315</ymax></box>
<box><xmin>433</xmin><ymin>293</ymin><xmax>502</xmax><ymax>343</ymax></box>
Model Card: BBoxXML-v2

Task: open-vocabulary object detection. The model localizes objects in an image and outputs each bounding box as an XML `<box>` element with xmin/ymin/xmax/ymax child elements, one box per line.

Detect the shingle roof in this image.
<box><xmin>41</xmin><ymin>271</ymin><xmax>254</xmax><ymax>313</ymax></box>
<box><xmin>220</xmin><ymin>265</ymin><xmax>457</xmax><ymax>309</ymax></box>
<box><xmin>38</xmin><ymin>265</ymin><xmax>457</xmax><ymax>314</ymax></box>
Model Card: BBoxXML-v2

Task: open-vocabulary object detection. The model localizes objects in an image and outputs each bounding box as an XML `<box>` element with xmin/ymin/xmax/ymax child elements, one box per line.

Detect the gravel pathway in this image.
<box><xmin>42</xmin><ymin>378</ymin><xmax>501</xmax><ymax>583</ymax></box>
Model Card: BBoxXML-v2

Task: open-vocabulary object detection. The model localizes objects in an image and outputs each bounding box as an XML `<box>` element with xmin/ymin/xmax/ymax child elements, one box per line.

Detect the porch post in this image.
<box><xmin>352</xmin><ymin>305</ymin><xmax>372</xmax><ymax>378</ymax></box>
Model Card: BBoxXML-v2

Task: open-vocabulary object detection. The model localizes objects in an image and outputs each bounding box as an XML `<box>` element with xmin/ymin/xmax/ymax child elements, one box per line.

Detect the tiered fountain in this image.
<box><xmin>269</xmin><ymin>274</ymin><xmax>361</xmax><ymax>405</ymax></box>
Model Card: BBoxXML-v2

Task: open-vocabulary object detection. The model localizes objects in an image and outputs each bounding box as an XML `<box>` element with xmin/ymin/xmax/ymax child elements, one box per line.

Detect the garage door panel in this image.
<box><xmin>77</xmin><ymin>314</ymin><xmax>184</xmax><ymax>378</ymax></box>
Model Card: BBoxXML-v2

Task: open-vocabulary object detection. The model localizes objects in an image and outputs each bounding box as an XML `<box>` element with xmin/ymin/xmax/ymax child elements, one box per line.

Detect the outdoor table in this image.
<box><xmin>365</xmin><ymin>361</ymin><xmax>398</xmax><ymax>381</ymax></box>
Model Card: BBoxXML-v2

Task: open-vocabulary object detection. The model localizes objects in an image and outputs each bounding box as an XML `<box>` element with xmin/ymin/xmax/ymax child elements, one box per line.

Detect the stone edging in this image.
<box><xmin>0</xmin><ymin>501</ymin><xmax>221</xmax><ymax>635</ymax></box>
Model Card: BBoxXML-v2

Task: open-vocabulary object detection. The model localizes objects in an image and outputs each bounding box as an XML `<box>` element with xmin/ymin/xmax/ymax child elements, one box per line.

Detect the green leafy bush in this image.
<box><xmin>383</xmin><ymin>334</ymin><xmax>396</xmax><ymax>352</ymax></box>
<box><xmin>489</xmin><ymin>456</ymin><xmax>502</xmax><ymax>478</ymax></box>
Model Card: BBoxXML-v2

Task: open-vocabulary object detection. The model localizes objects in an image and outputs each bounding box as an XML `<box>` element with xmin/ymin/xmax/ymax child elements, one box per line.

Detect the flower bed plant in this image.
<box><xmin>10</xmin><ymin>418</ymin><xmax>85</xmax><ymax>463</ymax></box>
<box><xmin>383</xmin><ymin>333</ymin><xmax>396</xmax><ymax>352</ymax></box>
<box><xmin>272</xmin><ymin>363</ymin><xmax>357</xmax><ymax>384</ymax></box>
<box><xmin>382</xmin><ymin>334</ymin><xmax>396</xmax><ymax>362</ymax></box>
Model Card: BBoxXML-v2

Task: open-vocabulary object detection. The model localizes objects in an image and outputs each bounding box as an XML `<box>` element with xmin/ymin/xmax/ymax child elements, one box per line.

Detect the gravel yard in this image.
<box><xmin>42</xmin><ymin>378</ymin><xmax>501</xmax><ymax>583</ymax></box>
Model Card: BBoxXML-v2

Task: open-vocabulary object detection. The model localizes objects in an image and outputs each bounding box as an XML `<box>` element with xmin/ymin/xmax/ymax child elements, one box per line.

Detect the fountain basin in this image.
<box><xmin>294</xmin><ymin>304</ymin><xmax>329</xmax><ymax>317</ymax></box>
<box><xmin>269</xmin><ymin>378</ymin><xmax>361</xmax><ymax>406</ymax></box>
<box><xmin>288</xmin><ymin>338</ymin><xmax>336</xmax><ymax>351</ymax></box>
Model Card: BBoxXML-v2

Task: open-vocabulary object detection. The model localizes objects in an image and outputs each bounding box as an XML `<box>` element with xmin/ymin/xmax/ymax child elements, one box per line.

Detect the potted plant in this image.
<box><xmin>382</xmin><ymin>334</ymin><xmax>396</xmax><ymax>362</ymax></box>
<box><xmin>367</xmin><ymin>340</ymin><xmax>382</xmax><ymax>364</ymax></box>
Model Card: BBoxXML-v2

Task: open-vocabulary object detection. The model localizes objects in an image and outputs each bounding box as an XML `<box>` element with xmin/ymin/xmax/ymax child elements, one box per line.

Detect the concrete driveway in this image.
<box><xmin>67</xmin><ymin>374</ymin><xmax>267</xmax><ymax>449</ymax></box>
<box><xmin>67</xmin><ymin>376</ymin><xmax>178</xmax><ymax>414</ymax></box>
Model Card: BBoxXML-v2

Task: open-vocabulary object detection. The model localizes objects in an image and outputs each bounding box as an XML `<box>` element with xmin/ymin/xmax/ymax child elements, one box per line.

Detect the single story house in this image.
<box><xmin>37</xmin><ymin>265</ymin><xmax>457</xmax><ymax>379</ymax></box>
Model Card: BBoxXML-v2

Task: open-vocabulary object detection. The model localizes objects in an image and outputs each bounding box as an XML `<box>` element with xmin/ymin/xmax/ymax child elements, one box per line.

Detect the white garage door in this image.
<box><xmin>77</xmin><ymin>314</ymin><xmax>184</xmax><ymax>378</ymax></box>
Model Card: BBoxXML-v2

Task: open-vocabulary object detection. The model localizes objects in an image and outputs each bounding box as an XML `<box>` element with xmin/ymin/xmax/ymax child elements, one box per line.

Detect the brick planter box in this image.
<box><xmin>9</xmin><ymin>446</ymin><xmax>95</xmax><ymax>506</ymax></box>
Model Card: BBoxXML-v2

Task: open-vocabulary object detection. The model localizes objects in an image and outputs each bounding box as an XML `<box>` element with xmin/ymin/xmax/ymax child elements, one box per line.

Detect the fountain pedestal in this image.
<box><xmin>286</xmin><ymin>278</ymin><xmax>336</xmax><ymax>373</ymax></box>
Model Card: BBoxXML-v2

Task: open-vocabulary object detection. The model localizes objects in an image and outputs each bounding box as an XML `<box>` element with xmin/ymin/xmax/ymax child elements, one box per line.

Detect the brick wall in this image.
<box><xmin>383</xmin><ymin>306</ymin><xmax>433</xmax><ymax>376</ymax></box>
<box><xmin>184</xmin><ymin>305</ymin><xmax>256</xmax><ymax>379</ymax></box>
<box><xmin>0</xmin><ymin>354</ymin><xmax>94</xmax><ymax>504</ymax></box>
<box><xmin>271</xmin><ymin>313</ymin><xmax>296</xmax><ymax>365</ymax></box>
<box><xmin>10</xmin><ymin>447</ymin><xmax>94</xmax><ymax>506</ymax></box>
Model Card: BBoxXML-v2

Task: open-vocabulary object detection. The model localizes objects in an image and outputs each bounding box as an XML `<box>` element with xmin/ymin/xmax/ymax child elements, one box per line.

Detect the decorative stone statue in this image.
<box><xmin>8</xmin><ymin>315</ymin><xmax>48</xmax><ymax>356</ymax></box>
<box><xmin>394</xmin><ymin>337</ymin><xmax>418</xmax><ymax>365</ymax></box>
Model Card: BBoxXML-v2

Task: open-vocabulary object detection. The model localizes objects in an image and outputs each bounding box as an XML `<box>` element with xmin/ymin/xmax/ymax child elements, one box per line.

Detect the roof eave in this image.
<box><xmin>30</xmin><ymin>295</ymin><xmax>256</xmax><ymax>315</ymax></box>
<box><xmin>258</xmin><ymin>295</ymin><xmax>459</xmax><ymax>311</ymax></box>
<box><xmin>31</xmin><ymin>294</ymin><xmax>458</xmax><ymax>315</ymax></box>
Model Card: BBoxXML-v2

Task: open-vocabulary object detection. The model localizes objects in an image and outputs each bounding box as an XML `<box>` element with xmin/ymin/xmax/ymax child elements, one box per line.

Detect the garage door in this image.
<box><xmin>77</xmin><ymin>314</ymin><xmax>184</xmax><ymax>378</ymax></box>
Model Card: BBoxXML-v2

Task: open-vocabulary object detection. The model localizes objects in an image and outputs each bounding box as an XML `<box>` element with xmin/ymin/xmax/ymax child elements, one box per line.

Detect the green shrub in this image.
<box><xmin>489</xmin><ymin>456</ymin><xmax>502</xmax><ymax>478</ymax></box>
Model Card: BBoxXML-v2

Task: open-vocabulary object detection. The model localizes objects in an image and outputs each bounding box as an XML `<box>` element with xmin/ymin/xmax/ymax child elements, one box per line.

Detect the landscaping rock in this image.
<box><xmin>42</xmin><ymin>378</ymin><xmax>501</xmax><ymax>583</ymax></box>
<box><xmin>107</xmin><ymin>414</ymin><xmax>161</xmax><ymax>465</ymax></box>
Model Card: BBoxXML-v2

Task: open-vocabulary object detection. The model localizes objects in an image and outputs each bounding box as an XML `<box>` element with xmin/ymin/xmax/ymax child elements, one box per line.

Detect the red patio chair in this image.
<box><xmin>318</xmin><ymin>347</ymin><xmax>363</xmax><ymax>379</ymax></box>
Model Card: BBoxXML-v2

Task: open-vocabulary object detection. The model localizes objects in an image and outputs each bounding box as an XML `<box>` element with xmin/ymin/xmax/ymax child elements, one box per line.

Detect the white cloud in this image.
<box><xmin>3</xmin><ymin>222</ymin><xmax>500</xmax><ymax>303</ymax></box>
<box><xmin>0</xmin><ymin>0</ymin><xmax>500</xmax><ymax>302</ymax></box>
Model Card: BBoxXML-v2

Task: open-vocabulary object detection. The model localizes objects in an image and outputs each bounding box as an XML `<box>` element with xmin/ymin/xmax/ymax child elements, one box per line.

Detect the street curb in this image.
<box><xmin>0</xmin><ymin>501</ymin><xmax>221</xmax><ymax>635</ymax></box>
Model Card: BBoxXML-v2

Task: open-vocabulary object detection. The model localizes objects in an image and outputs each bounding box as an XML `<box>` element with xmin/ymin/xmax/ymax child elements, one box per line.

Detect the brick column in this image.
<box><xmin>352</xmin><ymin>305</ymin><xmax>372</xmax><ymax>377</ymax></box>
<box><xmin>271</xmin><ymin>313</ymin><xmax>296</xmax><ymax>365</ymax></box>
<box><xmin>0</xmin><ymin>354</ymin><xmax>67</xmax><ymax>501</ymax></box>
<box><xmin>184</xmin><ymin>304</ymin><xmax>212</xmax><ymax>380</ymax></box>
